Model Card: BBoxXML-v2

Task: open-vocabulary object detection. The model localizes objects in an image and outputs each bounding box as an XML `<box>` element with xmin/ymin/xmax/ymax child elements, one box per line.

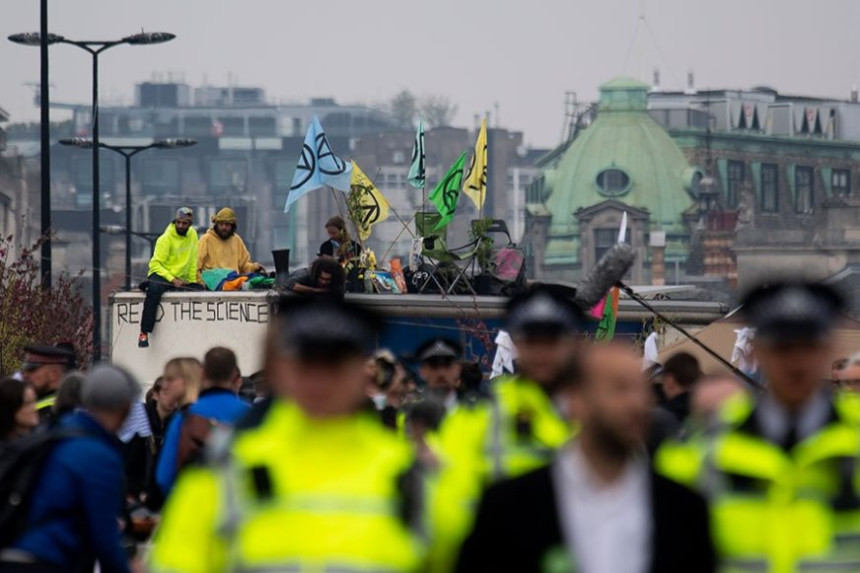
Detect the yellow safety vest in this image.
<box><xmin>656</xmin><ymin>391</ymin><xmax>860</xmax><ymax>573</ymax></box>
<box><xmin>36</xmin><ymin>394</ymin><xmax>55</xmax><ymax>412</ymax></box>
<box><xmin>150</xmin><ymin>400</ymin><xmax>426</xmax><ymax>573</ymax></box>
<box><xmin>428</xmin><ymin>376</ymin><xmax>574</xmax><ymax>572</ymax></box>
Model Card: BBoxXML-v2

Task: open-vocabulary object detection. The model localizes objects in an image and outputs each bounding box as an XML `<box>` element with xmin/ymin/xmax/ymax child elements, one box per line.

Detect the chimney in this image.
<box><xmin>650</xmin><ymin>230</ymin><xmax>666</xmax><ymax>286</ymax></box>
<box><xmin>652</xmin><ymin>68</ymin><xmax>661</xmax><ymax>90</ymax></box>
<box><xmin>852</xmin><ymin>85</ymin><xmax>858</xmax><ymax>103</ymax></box>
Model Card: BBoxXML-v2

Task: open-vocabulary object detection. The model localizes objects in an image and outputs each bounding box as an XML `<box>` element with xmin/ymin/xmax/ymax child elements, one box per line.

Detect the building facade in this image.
<box><xmin>527</xmin><ymin>78</ymin><xmax>860</xmax><ymax>290</ymax></box>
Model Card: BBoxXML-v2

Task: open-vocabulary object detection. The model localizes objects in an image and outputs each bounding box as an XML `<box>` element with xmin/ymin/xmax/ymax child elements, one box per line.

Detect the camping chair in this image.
<box><xmin>414</xmin><ymin>212</ymin><xmax>480</xmax><ymax>295</ymax></box>
<box><xmin>477</xmin><ymin>219</ymin><xmax>514</xmax><ymax>249</ymax></box>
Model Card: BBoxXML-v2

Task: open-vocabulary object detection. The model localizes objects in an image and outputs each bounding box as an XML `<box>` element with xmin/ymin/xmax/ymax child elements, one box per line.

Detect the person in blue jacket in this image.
<box><xmin>2</xmin><ymin>365</ymin><xmax>140</xmax><ymax>573</ymax></box>
<box><xmin>155</xmin><ymin>346</ymin><xmax>249</xmax><ymax>497</ymax></box>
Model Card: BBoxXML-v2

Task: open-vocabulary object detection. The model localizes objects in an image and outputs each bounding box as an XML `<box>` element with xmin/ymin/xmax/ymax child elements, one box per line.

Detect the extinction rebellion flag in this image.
<box><xmin>429</xmin><ymin>152</ymin><xmax>467</xmax><ymax>231</ymax></box>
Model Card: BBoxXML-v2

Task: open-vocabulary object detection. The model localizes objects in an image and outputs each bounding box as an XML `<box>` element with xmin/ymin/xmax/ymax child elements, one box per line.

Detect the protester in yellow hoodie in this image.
<box><xmin>196</xmin><ymin>207</ymin><xmax>264</xmax><ymax>285</ymax></box>
<box><xmin>138</xmin><ymin>207</ymin><xmax>202</xmax><ymax>348</ymax></box>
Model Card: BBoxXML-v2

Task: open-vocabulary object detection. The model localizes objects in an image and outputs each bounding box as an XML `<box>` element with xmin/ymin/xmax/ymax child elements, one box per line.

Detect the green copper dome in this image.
<box><xmin>541</xmin><ymin>77</ymin><xmax>695</xmax><ymax>265</ymax></box>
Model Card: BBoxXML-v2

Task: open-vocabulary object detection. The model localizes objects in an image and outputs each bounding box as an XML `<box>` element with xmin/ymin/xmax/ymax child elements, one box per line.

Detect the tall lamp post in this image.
<box><xmin>8</xmin><ymin>31</ymin><xmax>175</xmax><ymax>362</ymax></box>
<box><xmin>60</xmin><ymin>137</ymin><xmax>196</xmax><ymax>291</ymax></box>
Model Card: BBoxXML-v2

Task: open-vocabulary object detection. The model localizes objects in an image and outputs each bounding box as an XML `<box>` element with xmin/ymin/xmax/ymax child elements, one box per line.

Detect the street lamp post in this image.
<box><xmin>60</xmin><ymin>137</ymin><xmax>196</xmax><ymax>291</ymax></box>
<box><xmin>9</xmin><ymin>31</ymin><xmax>175</xmax><ymax>362</ymax></box>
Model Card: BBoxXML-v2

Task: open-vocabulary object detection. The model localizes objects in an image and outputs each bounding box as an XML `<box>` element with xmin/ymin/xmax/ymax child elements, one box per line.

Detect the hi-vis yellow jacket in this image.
<box><xmin>656</xmin><ymin>391</ymin><xmax>860</xmax><ymax>573</ymax></box>
<box><xmin>149</xmin><ymin>399</ymin><xmax>426</xmax><ymax>573</ymax></box>
<box><xmin>428</xmin><ymin>375</ymin><xmax>574</xmax><ymax>572</ymax></box>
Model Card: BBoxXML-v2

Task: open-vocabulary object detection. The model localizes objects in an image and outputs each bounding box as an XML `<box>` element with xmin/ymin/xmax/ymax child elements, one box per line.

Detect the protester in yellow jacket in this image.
<box><xmin>139</xmin><ymin>207</ymin><xmax>200</xmax><ymax>348</ymax></box>
<box><xmin>149</xmin><ymin>297</ymin><xmax>428</xmax><ymax>572</ymax></box>
<box><xmin>657</xmin><ymin>281</ymin><xmax>860</xmax><ymax>573</ymax></box>
<box><xmin>429</xmin><ymin>286</ymin><xmax>583</xmax><ymax>571</ymax></box>
<box><xmin>196</xmin><ymin>207</ymin><xmax>264</xmax><ymax>284</ymax></box>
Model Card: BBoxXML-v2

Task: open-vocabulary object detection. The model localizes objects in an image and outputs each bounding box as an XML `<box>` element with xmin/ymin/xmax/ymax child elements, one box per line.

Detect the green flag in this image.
<box><xmin>407</xmin><ymin>116</ymin><xmax>425</xmax><ymax>189</ymax></box>
<box><xmin>429</xmin><ymin>152</ymin><xmax>467</xmax><ymax>231</ymax></box>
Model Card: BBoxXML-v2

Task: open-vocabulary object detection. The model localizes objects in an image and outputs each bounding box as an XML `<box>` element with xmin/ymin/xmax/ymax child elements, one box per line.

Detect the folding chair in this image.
<box><xmin>475</xmin><ymin>219</ymin><xmax>514</xmax><ymax>249</ymax></box>
<box><xmin>414</xmin><ymin>212</ymin><xmax>480</xmax><ymax>295</ymax></box>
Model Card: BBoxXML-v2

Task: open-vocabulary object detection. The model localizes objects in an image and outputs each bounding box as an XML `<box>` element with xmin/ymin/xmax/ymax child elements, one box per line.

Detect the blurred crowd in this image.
<box><xmin>1</xmin><ymin>280</ymin><xmax>859</xmax><ymax>573</ymax></box>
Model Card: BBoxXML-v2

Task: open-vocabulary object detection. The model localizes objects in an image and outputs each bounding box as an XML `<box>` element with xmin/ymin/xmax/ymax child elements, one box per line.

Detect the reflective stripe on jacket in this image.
<box><xmin>656</xmin><ymin>391</ymin><xmax>860</xmax><ymax>573</ymax></box>
<box><xmin>150</xmin><ymin>400</ymin><xmax>425</xmax><ymax>573</ymax></box>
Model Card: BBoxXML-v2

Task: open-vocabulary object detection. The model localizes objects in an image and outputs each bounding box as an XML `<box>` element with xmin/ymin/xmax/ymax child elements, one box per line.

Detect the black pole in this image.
<box><xmin>617</xmin><ymin>282</ymin><xmax>761</xmax><ymax>390</ymax></box>
<box><xmin>124</xmin><ymin>152</ymin><xmax>132</xmax><ymax>291</ymax></box>
<box><xmin>91</xmin><ymin>51</ymin><xmax>101</xmax><ymax>362</ymax></box>
<box><xmin>39</xmin><ymin>0</ymin><xmax>51</xmax><ymax>290</ymax></box>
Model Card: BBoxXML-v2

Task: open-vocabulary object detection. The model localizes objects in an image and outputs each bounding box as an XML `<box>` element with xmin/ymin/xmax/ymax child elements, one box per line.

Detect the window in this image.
<box><xmin>273</xmin><ymin>160</ymin><xmax>295</xmax><ymax>208</ymax></box>
<box><xmin>209</xmin><ymin>158</ymin><xmax>247</xmax><ymax>195</ymax></box>
<box><xmin>833</xmin><ymin>169</ymin><xmax>851</xmax><ymax>197</ymax></box>
<box><xmin>73</xmin><ymin>154</ymin><xmax>116</xmax><ymax>206</ymax></box>
<box><xmin>761</xmin><ymin>164</ymin><xmax>778</xmax><ymax>212</ymax></box>
<box><xmin>726</xmin><ymin>160</ymin><xmax>744</xmax><ymax>209</ymax></box>
<box><xmin>142</xmin><ymin>158</ymin><xmax>180</xmax><ymax>197</ymax></box>
<box><xmin>796</xmin><ymin>166</ymin><xmax>814</xmax><ymax>213</ymax></box>
<box><xmin>594</xmin><ymin>227</ymin><xmax>631</xmax><ymax>263</ymax></box>
<box><xmin>595</xmin><ymin>169</ymin><xmax>631</xmax><ymax>196</ymax></box>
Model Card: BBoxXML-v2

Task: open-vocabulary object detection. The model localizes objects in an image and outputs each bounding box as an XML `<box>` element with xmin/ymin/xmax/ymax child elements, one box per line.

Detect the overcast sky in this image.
<box><xmin>2</xmin><ymin>0</ymin><xmax>859</xmax><ymax>148</ymax></box>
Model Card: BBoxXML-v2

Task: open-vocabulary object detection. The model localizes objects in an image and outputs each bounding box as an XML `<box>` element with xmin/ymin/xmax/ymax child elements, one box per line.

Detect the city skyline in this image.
<box><xmin>3</xmin><ymin>0</ymin><xmax>860</xmax><ymax>148</ymax></box>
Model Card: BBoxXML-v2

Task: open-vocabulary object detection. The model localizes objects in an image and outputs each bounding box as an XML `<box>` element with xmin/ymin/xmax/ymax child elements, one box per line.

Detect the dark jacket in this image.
<box><xmin>155</xmin><ymin>387</ymin><xmax>249</xmax><ymax>497</ymax></box>
<box><xmin>12</xmin><ymin>411</ymin><xmax>130</xmax><ymax>573</ymax></box>
<box><xmin>661</xmin><ymin>391</ymin><xmax>692</xmax><ymax>424</ymax></box>
<box><xmin>457</xmin><ymin>462</ymin><xmax>716</xmax><ymax>573</ymax></box>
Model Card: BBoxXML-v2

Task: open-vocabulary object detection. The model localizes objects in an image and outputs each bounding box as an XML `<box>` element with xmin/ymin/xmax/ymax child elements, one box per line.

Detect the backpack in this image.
<box><xmin>0</xmin><ymin>428</ymin><xmax>84</xmax><ymax>548</ymax></box>
<box><xmin>176</xmin><ymin>411</ymin><xmax>226</xmax><ymax>470</ymax></box>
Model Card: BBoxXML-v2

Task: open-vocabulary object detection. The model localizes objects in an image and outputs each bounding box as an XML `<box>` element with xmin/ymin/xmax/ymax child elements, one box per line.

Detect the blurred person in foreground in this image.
<box><xmin>150</xmin><ymin>298</ymin><xmax>426</xmax><ymax>572</ymax></box>
<box><xmin>429</xmin><ymin>285</ymin><xmax>583</xmax><ymax>571</ymax></box>
<box><xmin>458</xmin><ymin>342</ymin><xmax>715</xmax><ymax>572</ymax></box>
<box><xmin>657</xmin><ymin>281</ymin><xmax>860</xmax><ymax>572</ymax></box>
<box><xmin>0</xmin><ymin>365</ymin><xmax>140</xmax><ymax>572</ymax></box>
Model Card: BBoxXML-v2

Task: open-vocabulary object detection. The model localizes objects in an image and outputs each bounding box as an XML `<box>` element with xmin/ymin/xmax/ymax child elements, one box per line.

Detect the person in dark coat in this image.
<box><xmin>2</xmin><ymin>365</ymin><xmax>140</xmax><ymax>573</ymax></box>
<box><xmin>659</xmin><ymin>351</ymin><xmax>702</xmax><ymax>424</ymax></box>
<box><xmin>457</xmin><ymin>342</ymin><xmax>715</xmax><ymax>573</ymax></box>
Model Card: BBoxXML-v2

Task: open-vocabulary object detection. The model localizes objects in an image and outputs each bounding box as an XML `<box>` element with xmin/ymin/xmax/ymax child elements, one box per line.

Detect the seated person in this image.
<box><xmin>197</xmin><ymin>207</ymin><xmax>264</xmax><ymax>284</ymax></box>
<box><xmin>319</xmin><ymin>216</ymin><xmax>360</xmax><ymax>263</ymax></box>
<box><xmin>284</xmin><ymin>256</ymin><xmax>345</xmax><ymax>299</ymax></box>
<box><xmin>139</xmin><ymin>208</ymin><xmax>203</xmax><ymax>348</ymax></box>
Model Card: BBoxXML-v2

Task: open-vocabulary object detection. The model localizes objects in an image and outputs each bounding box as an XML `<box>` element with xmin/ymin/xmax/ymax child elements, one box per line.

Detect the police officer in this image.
<box><xmin>656</xmin><ymin>281</ymin><xmax>860</xmax><ymax>573</ymax></box>
<box><xmin>150</xmin><ymin>298</ymin><xmax>426</xmax><ymax>572</ymax></box>
<box><xmin>20</xmin><ymin>343</ymin><xmax>76</xmax><ymax>423</ymax></box>
<box><xmin>429</xmin><ymin>285</ymin><xmax>583</xmax><ymax>571</ymax></box>
<box><xmin>415</xmin><ymin>338</ymin><xmax>463</xmax><ymax>412</ymax></box>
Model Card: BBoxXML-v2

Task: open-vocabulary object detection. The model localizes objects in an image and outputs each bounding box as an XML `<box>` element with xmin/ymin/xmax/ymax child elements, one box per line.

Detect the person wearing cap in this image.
<box><xmin>415</xmin><ymin>338</ymin><xmax>464</xmax><ymax>412</ymax></box>
<box><xmin>150</xmin><ymin>298</ymin><xmax>427</xmax><ymax>572</ymax></box>
<box><xmin>428</xmin><ymin>285</ymin><xmax>584</xmax><ymax>572</ymax></box>
<box><xmin>138</xmin><ymin>207</ymin><xmax>202</xmax><ymax>348</ymax></box>
<box><xmin>1</xmin><ymin>365</ymin><xmax>140</xmax><ymax>572</ymax></box>
<box><xmin>20</xmin><ymin>343</ymin><xmax>76</xmax><ymax>422</ymax></box>
<box><xmin>656</xmin><ymin>281</ymin><xmax>860</xmax><ymax>572</ymax></box>
<box><xmin>196</xmin><ymin>206</ymin><xmax>265</xmax><ymax>285</ymax></box>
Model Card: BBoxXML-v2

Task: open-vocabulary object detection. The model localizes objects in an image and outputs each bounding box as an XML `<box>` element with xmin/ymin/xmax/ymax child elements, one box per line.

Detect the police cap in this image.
<box><xmin>740</xmin><ymin>281</ymin><xmax>846</xmax><ymax>344</ymax></box>
<box><xmin>415</xmin><ymin>338</ymin><xmax>462</xmax><ymax>365</ymax></box>
<box><xmin>273</xmin><ymin>296</ymin><xmax>381</xmax><ymax>361</ymax></box>
<box><xmin>22</xmin><ymin>344</ymin><xmax>76</xmax><ymax>371</ymax></box>
<box><xmin>506</xmin><ymin>285</ymin><xmax>584</xmax><ymax>338</ymax></box>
